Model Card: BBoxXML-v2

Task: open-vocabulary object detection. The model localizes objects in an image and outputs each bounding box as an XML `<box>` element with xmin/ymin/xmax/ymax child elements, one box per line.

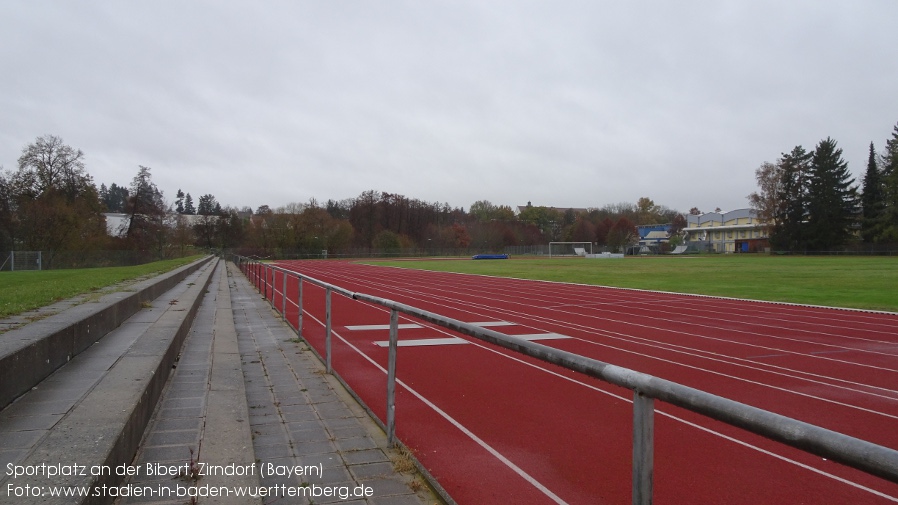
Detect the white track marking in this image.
<box><xmin>511</xmin><ymin>333</ymin><xmax>572</xmax><ymax>341</ymax></box>
<box><xmin>373</xmin><ymin>337</ymin><xmax>468</xmax><ymax>347</ymax></box>
<box><xmin>305</xmin><ymin>294</ymin><xmax>898</xmax><ymax>503</ymax></box>
<box><xmin>469</xmin><ymin>321</ymin><xmax>516</xmax><ymax>327</ymax></box>
<box><xmin>408</xmin><ymin>317</ymin><xmax>898</xmax><ymax>503</ymax></box>
<box><xmin>270</xmin><ymin>263</ymin><xmax>898</xmax><ymax>501</ymax></box>
<box><xmin>346</xmin><ymin>323</ymin><xmax>423</xmax><ymax>330</ymax></box>
<box><xmin>302</xmin><ymin>312</ymin><xmax>569</xmax><ymax>505</ymax></box>
<box><xmin>311</xmin><ymin>267</ymin><xmax>898</xmax><ymax>402</ymax></box>
<box><xmin>331</xmin><ymin>267</ymin><xmax>898</xmax><ymax>373</ymax></box>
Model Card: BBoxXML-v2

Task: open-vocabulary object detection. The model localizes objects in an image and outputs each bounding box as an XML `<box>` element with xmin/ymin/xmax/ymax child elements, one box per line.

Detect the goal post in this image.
<box><xmin>548</xmin><ymin>242</ymin><xmax>593</xmax><ymax>258</ymax></box>
<box><xmin>4</xmin><ymin>251</ymin><xmax>43</xmax><ymax>271</ymax></box>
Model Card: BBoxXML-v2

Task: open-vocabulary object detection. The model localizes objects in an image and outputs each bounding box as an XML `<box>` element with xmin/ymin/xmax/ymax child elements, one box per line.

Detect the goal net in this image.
<box><xmin>2</xmin><ymin>251</ymin><xmax>43</xmax><ymax>271</ymax></box>
<box><xmin>548</xmin><ymin>242</ymin><xmax>593</xmax><ymax>258</ymax></box>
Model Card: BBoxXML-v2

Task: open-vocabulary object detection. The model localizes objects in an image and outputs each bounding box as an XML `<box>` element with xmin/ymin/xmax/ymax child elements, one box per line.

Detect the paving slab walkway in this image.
<box><xmin>118</xmin><ymin>262</ymin><xmax>440</xmax><ymax>505</ymax></box>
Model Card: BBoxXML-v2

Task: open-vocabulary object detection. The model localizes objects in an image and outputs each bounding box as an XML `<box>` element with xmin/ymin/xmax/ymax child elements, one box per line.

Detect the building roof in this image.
<box><xmin>686</xmin><ymin>208</ymin><xmax>757</xmax><ymax>226</ymax></box>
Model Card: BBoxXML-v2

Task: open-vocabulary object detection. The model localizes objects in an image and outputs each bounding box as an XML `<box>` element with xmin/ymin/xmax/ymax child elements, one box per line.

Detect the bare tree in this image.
<box><xmin>747</xmin><ymin>161</ymin><xmax>782</xmax><ymax>234</ymax></box>
<box><xmin>16</xmin><ymin>134</ymin><xmax>90</xmax><ymax>200</ymax></box>
<box><xmin>124</xmin><ymin>166</ymin><xmax>168</xmax><ymax>255</ymax></box>
<box><xmin>6</xmin><ymin>136</ymin><xmax>106</xmax><ymax>261</ymax></box>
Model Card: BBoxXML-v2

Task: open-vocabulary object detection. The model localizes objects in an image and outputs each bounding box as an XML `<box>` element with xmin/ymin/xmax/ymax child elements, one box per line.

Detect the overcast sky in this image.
<box><xmin>2</xmin><ymin>1</ymin><xmax>896</xmax><ymax>214</ymax></box>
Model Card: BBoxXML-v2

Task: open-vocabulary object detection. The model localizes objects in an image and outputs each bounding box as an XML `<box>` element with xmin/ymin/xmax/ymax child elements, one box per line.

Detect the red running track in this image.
<box><xmin>244</xmin><ymin>260</ymin><xmax>898</xmax><ymax>504</ymax></box>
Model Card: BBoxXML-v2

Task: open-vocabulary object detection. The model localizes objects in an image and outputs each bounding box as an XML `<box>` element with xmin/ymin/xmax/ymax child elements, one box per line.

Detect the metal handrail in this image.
<box><xmin>233</xmin><ymin>255</ymin><xmax>898</xmax><ymax>504</ymax></box>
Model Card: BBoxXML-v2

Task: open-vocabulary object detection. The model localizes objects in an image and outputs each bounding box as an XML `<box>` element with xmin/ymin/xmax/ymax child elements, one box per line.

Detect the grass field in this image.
<box><xmin>366</xmin><ymin>255</ymin><xmax>898</xmax><ymax>312</ymax></box>
<box><xmin>0</xmin><ymin>255</ymin><xmax>205</xmax><ymax>319</ymax></box>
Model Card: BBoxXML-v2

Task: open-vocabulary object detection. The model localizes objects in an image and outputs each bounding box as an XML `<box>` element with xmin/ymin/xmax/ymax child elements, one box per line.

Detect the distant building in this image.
<box><xmin>636</xmin><ymin>224</ymin><xmax>672</xmax><ymax>253</ymax></box>
<box><xmin>103</xmin><ymin>213</ymin><xmax>129</xmax><ymax>237</ymax></box>
<box><xmin>683</xmin><ymin>209</ymin><xmax>769</xmax><ymax>253</ymax></box>
<box><xmin>102</xmin><ymin>213</ymin><xmax>214</xmax><ymax>237</ymax></box>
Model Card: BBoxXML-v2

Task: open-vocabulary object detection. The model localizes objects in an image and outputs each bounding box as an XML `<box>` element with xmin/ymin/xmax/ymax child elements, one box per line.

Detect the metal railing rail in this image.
<box><xmin>233</xmin><ymin>256</ymin><xmax>898</xmax><ymax>504</ymax></box>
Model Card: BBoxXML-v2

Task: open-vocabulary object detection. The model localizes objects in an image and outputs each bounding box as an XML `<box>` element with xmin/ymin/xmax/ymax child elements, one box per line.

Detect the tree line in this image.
<box><xmin>1</xmin><ymin>134</ymin><xmax>693</xmax><ymax>264</ymax></box>
<box><xmin>748</xmin><ymin>121</ymin><xmax>898</xmax><ymax>251</ymax></box>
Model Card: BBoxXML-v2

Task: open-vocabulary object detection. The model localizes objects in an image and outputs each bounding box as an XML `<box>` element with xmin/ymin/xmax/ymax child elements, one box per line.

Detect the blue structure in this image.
<box><xmin>636</xmin><ymin>224</ymin><xmax>672</xmax><ymax>253</ymax></box>
<box><xmin>472</xmin><ymin>254</ymin><xmax>509</xmax><ymax>260</ymax></box>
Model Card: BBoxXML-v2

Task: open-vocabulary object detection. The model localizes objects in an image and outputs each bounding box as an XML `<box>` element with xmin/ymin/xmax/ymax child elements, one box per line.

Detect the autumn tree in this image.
<box><xmin>124</xmin><ymin>166</ymin><xmax>169</xmax><ymax>255</ymax></box>
<box><xmin>568</xmin><ymin>216</ymin><xmax>596</xmax><ymax>243</ymax></box>
<box><xmin>0</xmin><ymin>171</ymin><xmax>13</xmax><ymax>251</ymax></box>
<box><xmin>373</xmin><ymin>229</ymin><xmax>402</xmax><ymax>254</ymax></box>
<box><xmin>469</xmin><ymin>200</ymin><xmax>514</xmax><ymax>222</ymax></box>
<box><xmin>669</xmin><ymin>213</ymin><xmax>688</xmax><ymax>235</ymax></box>
<box><xmin>518</xmin><ymin>204</ymin><xmax>562</xmax><ymax>241</ymax></box>
<box><xmin>606</xmin><ymin>217</ymin><xmax>637</xmax><ymax>253</ymax></box>
<box><xmin>594</xmin><ymin>218</ymin><xmax>613</xmax><ymax>247</ymax></box>
<box><xmin>636</xmin><ymin>197</ymin><xmax>661</xmax><ymax>224</ymax></box>
<box><xmin>6</xmin><ymin>135</ymin><xmax>107</xmax><ymax>262</ymax></box>
<box><xmin>747</xmin><ymin>161</ymin><xmax>782</xmax><ymax>236</ymax></box>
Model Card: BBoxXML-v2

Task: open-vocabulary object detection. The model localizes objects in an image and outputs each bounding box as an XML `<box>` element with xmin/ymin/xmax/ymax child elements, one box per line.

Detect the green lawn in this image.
<box><xmin>364</xmin><ymin>255</ymin><xmax>898</xmax><ymax>312</ymax></box>
<box><xmin>0</xmin><ymin>255</ymin><xmax>205</xmax><ymax>318</ymax></box>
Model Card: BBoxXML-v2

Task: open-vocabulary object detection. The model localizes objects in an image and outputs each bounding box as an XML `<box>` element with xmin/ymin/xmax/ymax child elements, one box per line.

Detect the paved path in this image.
<box><xmin>118</xmin><ymin>262</ymin><xmax>439</xmax><ymax>505</ymax></box>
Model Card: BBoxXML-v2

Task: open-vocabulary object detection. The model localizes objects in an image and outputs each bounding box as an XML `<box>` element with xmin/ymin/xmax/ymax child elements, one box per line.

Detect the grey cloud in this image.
<box><xmin>2</xmin><ymin>1</ymin><xmax>896</xmax><ymax>213</ymax></box>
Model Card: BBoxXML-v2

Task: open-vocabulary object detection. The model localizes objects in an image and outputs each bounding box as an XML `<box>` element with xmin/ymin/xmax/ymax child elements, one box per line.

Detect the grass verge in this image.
<box><xmin>1</xmin><ymin>255</ymin><xmax>205</xmax><ymax>318</ymax></box>
<box><xmin>364</xmin><ymin>255</ymin><xmax>898</xmax><ymax>312</ymax></box>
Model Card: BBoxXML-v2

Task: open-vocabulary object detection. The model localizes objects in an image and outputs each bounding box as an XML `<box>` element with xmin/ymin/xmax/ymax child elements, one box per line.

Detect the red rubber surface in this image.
<box><xmin>243</xmin><ymin>260</ymin><xmax>898</xmax><ymax>504</ymax></box>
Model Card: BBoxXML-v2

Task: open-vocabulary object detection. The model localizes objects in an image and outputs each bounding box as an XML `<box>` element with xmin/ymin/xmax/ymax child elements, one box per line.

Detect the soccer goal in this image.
<box><xmin>1</xmin><ymin>251</ymin><xmax>43</xmax><ymax>271</ymax></box>
<box><xmin>548</xmin><ymin>242</ymin><xmax>593</xmax><ymax>258</ymax></box>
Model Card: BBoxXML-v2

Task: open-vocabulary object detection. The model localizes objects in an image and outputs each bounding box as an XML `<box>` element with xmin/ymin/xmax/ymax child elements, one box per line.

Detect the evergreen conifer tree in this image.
<box><xmin>805</xmin><ymin>138</ymin><xmax>859</xmax><ymax>250</ymax></box>
<box><xmin>771</xmin><ymin>146</ymin><xmax>811</xmax><ymax>251</ymax></box>
<box><xmin>861</xmin><ymin>143</ymin><xmax>884</xmax><ymax>243</ymax></box>
<box><xmin>879</xmin><ymin>122</ymin><xmax>898</xmax><ymax>242</ymax></box>
<box><xmin>175</xmin><ymin>189</ymin><xmax>185</xmax><ymax>214</ymax></box>
<box><xmin>183</xmin><ymin>193</ymin><xmax>196</xmax><ymax>215</ymax></box>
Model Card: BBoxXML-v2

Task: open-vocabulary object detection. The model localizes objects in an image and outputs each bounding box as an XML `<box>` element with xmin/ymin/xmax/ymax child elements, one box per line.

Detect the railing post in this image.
<box><xmin>281</xmin><ymin>271</ymin><xmax>287</xmax><ymax>320</ymax></box>
<box><xmin>267</xmin><ymin>267</ymin><xmax>274</xmax><ymax>309</ymax></box>
<box><xmin>387</xmin><ymin>309</ymin><xmax>399</xmax><ymax>446</ymax></box>
<box><xmin>325</xmin><ymin>287</ymin><xmax>332</xmax><ymax>374</ymax></box>
<box><xmin>632</xmin><ymin>391</ymin><xmax>654</xmax><ymax>505</ymax></box>
<box><xmin>268</xmin><ymin>267</ymin><xmax>278</xmax><ymax>310</ymax></box>
<box><xmin>297</xmin><ymin>277</ymin><xmax>303</xmax><ymax>337</ymax></box>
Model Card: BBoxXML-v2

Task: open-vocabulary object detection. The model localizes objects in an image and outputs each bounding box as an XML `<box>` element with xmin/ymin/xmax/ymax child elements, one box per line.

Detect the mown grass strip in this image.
<box><xmin>365</xmin><ymin>255</ymin><xmax>898</xmax><ymax>312</ymax></box>
<box><xmin>1</xmin><ymin>255</ymin><xmax>205</xmax><ymax>318</ymax></box>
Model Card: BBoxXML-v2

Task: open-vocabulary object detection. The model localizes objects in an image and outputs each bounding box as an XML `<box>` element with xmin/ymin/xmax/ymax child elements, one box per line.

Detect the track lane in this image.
<box><xmin>254</xmin><ymin>260</ymin><xmax>898</xmax><ymax>504</ymax></box>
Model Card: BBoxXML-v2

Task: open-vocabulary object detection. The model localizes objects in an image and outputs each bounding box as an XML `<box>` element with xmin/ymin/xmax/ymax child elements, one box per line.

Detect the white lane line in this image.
<box><xmin>514</xmin><ymin>333</ymin><xmax>572</xmax><ymax>341</ymax></box>
<box><xmin>415</xmin><ymin>321</ymin><xmax>898</xmax><ymax>503</ymax></box>
<box><xmin>354</xmin><ymin>321</ymin><xmax>512</xmax><ymax>331</ymax></box>
<box><xmin>276</xmin><ymin>271</ymin><xmax>897</xmax><ymax>502</ymax></box>
<box><xmin>374</xmin><ymin>337</ymin><xmax>468</xmax><ymax>347</ymax></box>
<box><xmin>303</xmin><ymin>312</ymin><xmax>569</xmax><ymax>505</ymax></box>
<box><xmin>373</xmin><ymin>333</ymin><xmax>570</xmax><ymax>347</ymax></box>
<box><xmin>345</xmin><ymin>323</ymin><xmax>424</xmax><ymax>330</ymax></box>
<box><xmin>303</xmin><ymin>268</ymin><xmax>898</xmax><ymax>400</ymax></box>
